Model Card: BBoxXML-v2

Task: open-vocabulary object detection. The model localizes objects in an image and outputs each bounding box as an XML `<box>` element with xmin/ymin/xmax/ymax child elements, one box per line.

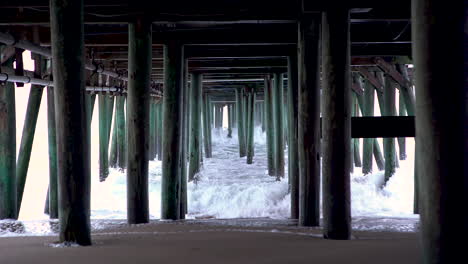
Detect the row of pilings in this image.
<box><xmin>0</xmin><ymin>2</ymin><xmax>466</xmax><ymax>263</ymax></box>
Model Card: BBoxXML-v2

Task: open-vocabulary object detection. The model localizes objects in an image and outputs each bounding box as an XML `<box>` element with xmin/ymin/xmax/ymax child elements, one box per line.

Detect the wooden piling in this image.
<box><xmin>362</xmin><ymin>78</ymin><xmax>374</xmax><ymax>174</ymax></box>
<box><xmin>412</xmin><ymin>0</ymin><xmax>467</xmax><ymax>262</ymax></box>
<box><xmin>383</xmin><ymin>75</ymin><xmax>396</xmax><ymax>185</ymax></box>
<box><xmin>115</xmin><ymin>96</ymin><xmax>126</xmax><ymax>169</ymax></box>
<box><xmin>287</xmin><ymin>54</ymin><xmax>299</xmax><ymax>220</ymax></box>
<box><xmin>98</xmin><ymin>94</ymin><xmax>110</xmax><ymax>181</ymax></box>
<box><xmin>297</xmin><ymin>14</ymin><xmax>321</xmax><ymax>225</ymax></box>
<box><xmin>264</xmin><ymin>76</ymin><xmax>276</xmax><ymax>176</ymax></box>
<box><xmin>246</xmin><ymin>87</ymin><xmax>256</xmax><ymax>164</ymax></box>
<box><xmin>0</xmin><ymin>57</ymin><xmax>17</xmax><ymax>220</ymax></box>
<box><xmin>16</xmin><ymin>55</ymin><xmax>45</xmax><ymax>212</ymax></box>
<box><xmin>50</xmin><ymin>0</ymin><xmax>91</xmax><ymax>245</ymax></box>
<box><xmin>189</xmin><ymin>73</ymin><xmax>202</xmax><ymax>181</ymax></box>
<box><xmin>397</xmin><ymin>92</ymin><xmax>407</xmax><ymax>160</ymax></box>
<box><xmin>156</xmin><ymin>101</ymin><xmax>163</xmax><ymax>161</ymax></box>
<box><xmin>321</xmin><ymin>9</ymin><xmax>351</xmax><ymax>240</ymax></box>
<box><xmin>126</xmin><ymin>17</ymin><xmax>151</xmax><ymax>224</ymax></box>
<box><xmin>161</xmin><ymin>40</ymin><xmax>183</xmax><ymax>220</ymax></box>
<box><xmin>273</xmin><ymin>72</ymin><xmax>285</xmax><ymax>179</ymax></box>
<box><xmin>236</xmin><ymin>88</ymin><xmax>247</xmax><ymax>157</ymax></box>
<box><xmin>47</xmin><ymin>86</ymin><xmax>58</xmax><ymax>219</ymax></box>
<box><xmin>227</xmin><ymin>104</ymin><xmax>233</xmax><ymax>138</ymax></box>
<box><xmin>202</xmin><ymin>93</ymin><xmax>212</xmax><ymax>158</ymax></box>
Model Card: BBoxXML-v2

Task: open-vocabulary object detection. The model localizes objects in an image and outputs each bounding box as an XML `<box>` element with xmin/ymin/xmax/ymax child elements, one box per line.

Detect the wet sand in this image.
<box><xmin>0</xmin><ymin>220</ymin><xmax>420</xmax><ymax>264</ymax></box>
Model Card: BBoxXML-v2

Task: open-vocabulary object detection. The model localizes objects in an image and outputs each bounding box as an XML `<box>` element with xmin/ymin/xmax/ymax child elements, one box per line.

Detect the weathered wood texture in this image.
<box><xmin>264</xmin><ymin>76</ymin><xmax>276</xmax><ymax>176</ymax></box>
<box><xmin>126</xmin><ymin>18</ymin><xmax>151</xmax><ymax>224</ymax></box>
<box><xmin>246</xmin><ymin>87</ymin><xmax>255</xmax><ymax>164</ymax></box>
<box><xmin>47</xmin><ymin>86</ymin><xmax>58</xmax><ymax>219</ymax></box>
<box><xmin>189</xmin><ymin>73</ymin><xmax>202</xmax><ymax>181</ymax></box>
<box><xmin>50</xmin><ymin>0</ymin><xmax>91</xmax><ymax>245</ymax></box>
<box><xmin>0</xmin><ymin>58</ymin><xmax>17</xmax><ymax>220</ymax></box>
<box><xmin>16</xmin><ymin>55</ymin><xmax>45</xmax><ymax>212</ymax></box>
<box><xmin>161</xmin><ymin>41</ymin><xmax>183</xmax><ymax>220</ymax></box>
<box><xmin>321</xmin><ymin>9</ymin><xmax>351</xmax><ymax>240</ymax></box>
<box><xmin>273</xmin><ymin>72</ymin><xmax>285</xmax><ymax>179</ymax></box>
<box><xmin>287</xmin><ymin>54</ymin><xmax>299</xmax><ymax>220</ymax></box>
<box><xmin>236</xmin><ymin>88</ymin><xmax>246</xmax><ymax>157</ymax></box>
<box><xmin>412</xmin><ymin>0</ymin><xmax>468</xmax><ymax>263</ymax></box>
<box><xmin>297</xmin><ymin>14</ymin><xmax>321</xmax><ymax>226</ymax></box>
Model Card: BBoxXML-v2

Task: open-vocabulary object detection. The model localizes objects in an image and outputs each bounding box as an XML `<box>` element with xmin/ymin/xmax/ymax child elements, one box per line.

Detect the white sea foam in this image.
<box><xmin>1</xmin><ymin>126</ymin><xmax>418</xmax><ymax>237</ymax></box>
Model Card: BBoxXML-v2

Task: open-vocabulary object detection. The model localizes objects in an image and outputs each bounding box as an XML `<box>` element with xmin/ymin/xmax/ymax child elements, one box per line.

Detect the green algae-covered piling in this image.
<box><xmin>50</xmin><ymin>0</ymin><xmax>91</xmax><ymax>245</ymax></box>
<box><xmin>126</xmin><ymin>17</ymin><xmax>151</xmax><ymax>224</ymax></box>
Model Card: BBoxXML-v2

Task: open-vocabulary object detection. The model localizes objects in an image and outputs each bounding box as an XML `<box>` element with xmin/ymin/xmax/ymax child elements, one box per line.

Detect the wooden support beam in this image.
<box><xmin>264</xmin><ymin>76</ymin><xmax>275</xmax><ymax>175</ymax></box>
<box><xmin>156</xmin><ymin>102</ymin><xmax>163</xmax><ymax>161</ymax></box>
<box><xmin>397</xmin><ymin>91</ymin><xmax>407</xmax><ymax>160</ymax></box>
<box><xmin>412</xmin><ymin>1</ymin><xmax>468</xmax><ymax>262</ymax></box>
<box><xmin>287</xmin><ymin>54</ymin><xmax>299</xmax><ymax>220</ymax></box>
<box><xmin>273</xmin><ymin>72</ymin><xmax>285</xmax><ymax>179</ymax></box>
<box><xmin>161</xmin><ymin>40</ymin><xmax>183</xmax><ymax>220</ymax></box>
<box><xmin>361</xmin><ymin>76</ymin><xmax>375</xmax><ymax>174</ymax></box>
<box><xmin>246</xmin><ymin>87</ymin><xmax>255</xmax><ymax>164</ymax></box>
<box><xmin>47</xmin><ymin>86</ymin><xmax>58</xmax><ymax>219</ymax></box>
<box><xmin>188</xmin><ymin>73</ymin><xmax>202</xmax><ymax>181</ymax></box>
<box><xmin>322</xmin><ymin>9</ymin><xmax>351</xmax><ymax>240</ymax></box>
<box><xmin>179</xmin><ymin>61</ymin><xmax>189</xmax><ymax>219</ymax></box>
<box><xmin>16</xmin><ymin>55</ymin><xmax>45</xmax><ymax>212</ymax></box>
<box><xmin>126</xmin><ymin>17</ymin><xmax>151</xmax><ymax>224</ymax></box>
<box><xmin>352</xmin><ymin>94</ymin><xmax>362</xmax><ymax>168</ymax></box>
<box><xmin>202</xmin><ymin>93</ymin><xmax>212</xmax><ymax>158</ymax></box>
<box><xmin>297</xmin><ymin>14</ymin><xmax>321</xmax><ymax>226</ymax></box>
<box><xmin>236</xmin><ymin>88</ymin><xmax>247</xmax><ymax>157</ymax></box>
<box><xmin>115</xmin><ymin>96</ymin><xmax>126</xmax><ymax>169</ymax></box>
<box><xmin>227</xmin><ymin>104</ymin><xmax>233</xmax><ymax>138</ymax></box>
<box><xmin>383</xmin><ymin>75</ymin><xmax>396</xmax><ymax>184</ymax></box>
<box><xmin>98</xmin><ymin>94</ymin><xmax>110</xmax><ymax>181</ymax></box>
<box><xmin>351</xmin><ymin>116</ymin><xmax>414</xmax><ymax>138</ymax></box>
<box><xmin>50</xmin><ymin>0</ymin><xmax>91</xmax><ymax>245</ymax></box>
<box><xmin>374</xmin><ymin>57</ymin><xmax>412</xmax><ymax>90</ymax></box>
<box><xmin>356</xmin><ymin>67</ymin><xmax>383</xmax><ymax>93</ymax></box>
<box><xmin>0</xmin><ymin>58</ymin><xmax>17</xmax><ymax>220</ymax></box>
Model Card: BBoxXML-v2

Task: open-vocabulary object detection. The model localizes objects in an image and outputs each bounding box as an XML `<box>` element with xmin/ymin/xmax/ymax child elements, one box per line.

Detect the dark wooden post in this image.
<box><xmin>383</xmin><ymin>75</ymin><xmax>396</xmax><ymax>184</ymax></box>
<box><xmin>297</xmin><ymin>14</ymin><xmax>321</xmax><ymax>225</ymax></box>
<box><xmin>0</xmin><ymin>57</ymin><xmax>16</xmax><ymax>220</ymax></box>
<box><xmin>149</xmin><ymin>99</ymin><xmax>156</xmax><ymax>160</ymax></box>
<box><xmin>50</xmin><ymin>0</ymin><xmax>91</xmax><ymax>245</ymax></box>
<box><xmin>156</xmin><ymin>101</ymin><xmax>163</xmax><ymax>161</ymax></box>
<box><xmin>179</xmin><ymin>61</ymin><xmax>189</xmax><ymax>219</ymax></box>
<box><xmin>161</xmin><ymin>41</ymin><xmax>183</xmax><ymax>220</ymax></box>
<box><xmin>397</xmin><ymin>92</ymin><xmax>407</xmax><ymax>160</ymax></box>
<box><xmin>227</xmin><ymin>104</ymin><xmax>233</xmax><ymax>138</ymax></box>
<box><xmin>98</xmin><ymin>94</ymin><xmax>110</xmax><ymax>181</ymax></box>
<box><xmin>189</xmin><ymin>73</ymin><xmax>202</xmax><ymax>181</ymax></box>
<box><xmin>202</xmin><ymin>93</ymin><xmax>212</xmax><ymax>158</ymax></box>
<box><xmin>264</xmin><ymin>76</ymin><xmax>276</xmax><ymax>175</ymax></box>
<box><xmin>115</xmin><ymin>96</ymin><xmax>126</xmax><ymax>169</ymax></box>
<box><xmin>47</xmin><ymin>86</ymin><xmax>58</xmax><ymax>219</ymax></box>
<box><xmin>352</xmin><ymin>94</ymin><xmax>362</xmax><ymax>168</ymax></box>
<box><xmin>322</xmin><ymin>9</ymin><xmax>351</xmax><ymax>240</ymax></box>
<box><xmin>109</xmin><ymin>102</ymin><xmax>118</xmax><ymax>167</ymax></box>
<box><xmin>236</xmin><ymin>88</ymin><xmax>247</xmax><ymax>157</ymax></box>
<box><xmin>246</xmin><ymin>87</ymin><xmax>256</xmax><ymax>164</ymax></box>
<box><xmin>273</xmin><ymin>72</ymin><xmax>285</xmax><ymax>179</ymax></box>
<box><xmin>287</xmin><ymin>54</ymin><xmax>299</xmax><ymax>219</ymax></box>
<box><xmin>16</xmin><ymin>55</ymin><xmax>45</xmax><ymax>211</ymax></box>
<box><xmin>362</xmin><ymin>78</ymin><xmax>375</xmax><ymax>174</ymax></box>
<box><xmin>126</xmin><ymin>17</ymin><xmax>151</xmax><ymax>224</ymax></box>
<box><xmin>413</xmin><ymin>0</ymin><xmax>468</xmax><ymax>262</ymax></box>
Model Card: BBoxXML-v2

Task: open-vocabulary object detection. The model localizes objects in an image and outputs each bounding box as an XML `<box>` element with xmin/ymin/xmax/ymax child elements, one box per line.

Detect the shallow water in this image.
<box><xmin>1</xmin><ymin>127</ymin><xmax>418</xmax><ymax>237</ymax></box>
